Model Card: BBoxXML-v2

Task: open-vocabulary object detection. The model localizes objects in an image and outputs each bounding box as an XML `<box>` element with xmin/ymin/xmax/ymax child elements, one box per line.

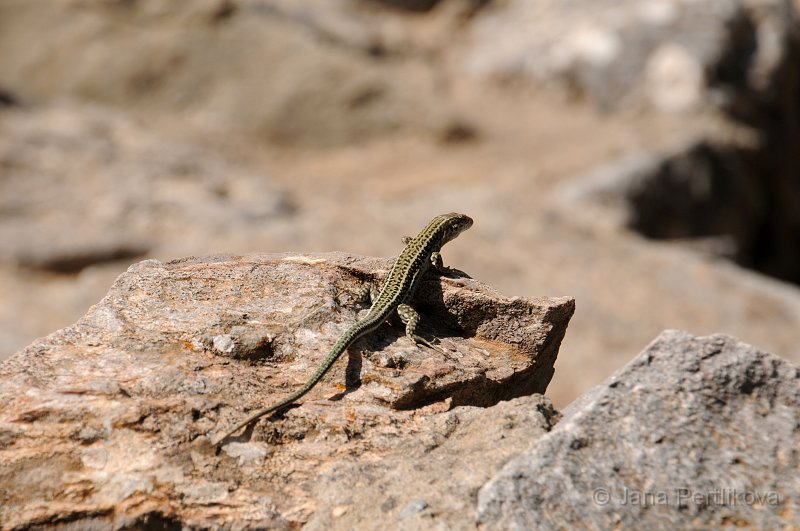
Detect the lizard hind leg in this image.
<box><xmin>351</xmin><ymin>283</ymin><xmax>379</xmax><ymax>305</ymax></box>
<box><xmin>396</xmin><ymin>303</ymin><xmax>446</xmax><ymax>354</ymax></box>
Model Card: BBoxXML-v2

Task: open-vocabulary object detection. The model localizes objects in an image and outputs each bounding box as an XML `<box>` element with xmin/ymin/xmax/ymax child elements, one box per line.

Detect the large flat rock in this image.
<box><xmin>0</xmin><ymin>253</ymin><xmax>573</xmax><ymax>529</ymax></box>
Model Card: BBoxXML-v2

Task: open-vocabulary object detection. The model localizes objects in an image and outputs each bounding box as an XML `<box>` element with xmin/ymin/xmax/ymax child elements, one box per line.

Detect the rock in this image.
<box><xmin>556</xmin><ymin>117</ymin><xmax>800</xmax><ymax>283</ymax></box>
<box><xmin>0</xmin><ymin>253</ymin><xmax>574</xmax><ymax>529</ymax></box>
<box><xmin>3</xmin><ymin>11</ymin><xmax>800</xmax><ymax>509</ymax></box>
<box><xmin>0</xmin><ymin>0</ymin><xmax>460</xmax><ymax>146</ymax></box>
<box><xmin>477</xmin><ymin>330</ymin><xmax>800</xmax><ymax>530</ymax></box>
<box><xmin>643</xmin><ymin>42</ymin><xmax>705</xmax><ymax>113</ymax></box>
<box><xmin>557</xmin><ymin>131</ymin><xmax>762</xmax><ymax>253</ymax></box>
<box><xmin>303</xmin><ymin>394</ymin><xmax>559</xmax><ymax>531</ymax></box>
<box><xmin>0</xmin><ymin>103</ymin><xmax>293</xmax><ymax>272</ymax></box>
<box><xmin>460</xmin><ymin>0</ymin><xmax>797</xmax><ymax>115</ymax></box>
<box><xmin>464</xmin><ymin>0</ymin><xmax>800</xmax><ymax>285</ymax></box>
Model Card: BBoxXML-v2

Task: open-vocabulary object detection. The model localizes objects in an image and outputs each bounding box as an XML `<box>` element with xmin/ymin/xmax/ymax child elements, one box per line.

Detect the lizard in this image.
<box><xmin>214</xmin><ymin>212</ymin><xmax>473</xmax><ymax>446</ymax></box>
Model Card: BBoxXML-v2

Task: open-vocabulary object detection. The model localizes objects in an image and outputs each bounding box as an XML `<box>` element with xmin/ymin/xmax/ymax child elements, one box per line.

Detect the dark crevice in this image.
<box><xmin>626</xmin><ymin>18</ymin><xmax>800</xmax><ymax>285</ymax></box>
<box><xmin>625</xmin><ymin>142</ymin><xmax>762</xmax><ymax>244</ymax></box>
<box><xmin>17</xmin><ymin>244</ymin><xmax>150</xmax><ymax>274</ymax></box>
<box><xmin>209</xmin><ymin>0</ymin><xmax>237</xmax><ymax>22</ymax></box>
<box><xmin>362</xmin><ymin>0</ymin><xmax>442</xmax><ymax>12</ymax></box>
<box><xmin>0</xmin><ymin>88</ymin><xmax>19</xmax><ymax>107</ymax></box>
<box><xmin>709</xmin><ymin>9</ymin><xmax>759</xmax><ymax>121</ymax></box>
<box><xmin>120</xmin><ymin>512</ymin><xmax>182</xmax><ymax>531</ymax></box>
<box><xmin>362</xmin><ymin>0</ymin><xmax>493</xmax><ymax>15</ymax></box>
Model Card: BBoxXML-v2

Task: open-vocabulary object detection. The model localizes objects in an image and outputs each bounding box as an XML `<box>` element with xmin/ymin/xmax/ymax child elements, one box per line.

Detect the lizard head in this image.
<box><xmin>438</xmin><ymin>212</ymin><xmax>473</xmax><ymax>244</ymax></box>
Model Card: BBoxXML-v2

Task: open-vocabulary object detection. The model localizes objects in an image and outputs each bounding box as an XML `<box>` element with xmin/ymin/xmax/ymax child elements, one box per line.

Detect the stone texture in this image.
<box><xmin>556</xmin><ymin>129</ymin><xmax>762</xmax><ymax>257</ymax></box>
<box><xmin>477</xmin><ymin>330</ymin><xmax>800</xmax><ymax>530</ymax></box>
<box><xmin>461</xmin><ymin>0</ymin><xmax>796</xmax><ymax>114</ymax></box>
<box><xmin>557</xmin><ymin>118</ymin><xmax>800</xmax><ymax>284</ymax></box>
<box><xmin>0</xmin><ymin>104</ymin><xmax>292</xmax><ymax>272</ymax></box>
<box><xmin>2</xmin><ymin>0</ymin><xmax>800</xmax><ymax>425</ymax></box>
<box><xmin>0</xmin><ymin>253</ymin><xmax>574</xmax><ymax>529</ymax></box>
<box><xmin>0</xmin><ymin>0</ymin><xmax>462</xmax><ymax>147</ymax></box>
<box><xmin>303</xmin><ymin>394</ymin><xmax>559</xmax><ymax>531</ymax></box>
<box><xmin>466</xmin><ymin>0</ymin><xmax>800</xmax><ymax>284</ymax></box>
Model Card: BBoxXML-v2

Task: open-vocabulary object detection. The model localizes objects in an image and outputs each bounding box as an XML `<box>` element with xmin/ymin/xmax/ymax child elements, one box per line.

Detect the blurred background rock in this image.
<box><xmin>1</xmin><ymin>0</ymin><xmax>799</xmax><ymax>407</ymax></box>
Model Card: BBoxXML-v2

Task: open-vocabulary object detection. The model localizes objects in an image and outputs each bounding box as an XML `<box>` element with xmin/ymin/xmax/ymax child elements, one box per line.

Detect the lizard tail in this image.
<box><xmin>214</xmin><ymin>318</ymin><xmax>380</xmax><ymax>447</ymax></box>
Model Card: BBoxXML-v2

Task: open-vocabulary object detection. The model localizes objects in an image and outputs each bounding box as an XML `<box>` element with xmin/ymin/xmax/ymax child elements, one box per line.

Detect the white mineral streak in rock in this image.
<box><xmin>213</xmin><ymin>334</ymin><xmax>236</xmax><ymax>353</ymax></box>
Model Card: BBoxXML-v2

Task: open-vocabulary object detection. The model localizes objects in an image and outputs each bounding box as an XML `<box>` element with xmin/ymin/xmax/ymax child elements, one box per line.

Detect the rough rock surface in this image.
<box><xmin>0</xmin><ymin>0</ymin><xmax>465</xmax><ymax>147</ymax></box>
<box><xmin>0</xmin><ymin>104</ymin><xmax>291</xmax><ymax>272</ymax></box>
<box><xmin>3</xmin><ymin>0</ymin><xmax>800</xmax><ymax>415</ymax></box>
<box><xmin>504</xmin><ymin>0</ymin><xmax>800</xmax><ymax>284</ymax></box>
<box><xmin>462</xmin><ymin>0</ymin><xmax>796</xmax><ymax>114</ymax></box>
<box><xmin>0</xmin><ymin>253</ymin><xmax>574</xmax><ymax>529</ymax></box>
<box><xmin>477</xmin><ymin>330</ymin><xmax>800</xmax><ymax>530</ymax></box>
<box><xmin>558</xmin><ymin>115</ymin><xmax>800</xmax><ymax>284</ymax></box>
<box><xmin>557</xmin><ymin>128</ymin><xmax>762</xmax><ymax>258</ymax></box>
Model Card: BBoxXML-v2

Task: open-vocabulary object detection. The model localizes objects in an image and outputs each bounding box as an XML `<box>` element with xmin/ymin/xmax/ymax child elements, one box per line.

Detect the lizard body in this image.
<box><xmin>215</xmin><ymin>212</ymin><xmax>473</xmax><ymax>445</ymax></box>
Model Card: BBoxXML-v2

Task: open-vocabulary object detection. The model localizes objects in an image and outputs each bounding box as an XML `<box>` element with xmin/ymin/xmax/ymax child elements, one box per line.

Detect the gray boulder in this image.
<box><xmin>477</xmin><ymin>329</ymin><xmax>800</xmax><ymax>530</ymax></box>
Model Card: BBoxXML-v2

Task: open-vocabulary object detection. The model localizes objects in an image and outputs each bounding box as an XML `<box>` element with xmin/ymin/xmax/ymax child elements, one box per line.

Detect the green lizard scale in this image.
<box><xmin>216</xmin><ymin>212</ymin><xmax>473</xmax><ymax>445</ymax></box>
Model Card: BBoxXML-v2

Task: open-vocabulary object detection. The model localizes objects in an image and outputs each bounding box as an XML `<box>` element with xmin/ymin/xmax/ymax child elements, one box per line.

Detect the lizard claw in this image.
<box><xmin>410</xmin><ymin>334</ymin><xmax>450</xmax><ymax>356</ymax></box>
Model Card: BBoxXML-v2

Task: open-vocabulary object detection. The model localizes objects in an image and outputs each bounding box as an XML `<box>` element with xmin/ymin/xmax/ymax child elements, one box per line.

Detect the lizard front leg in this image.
<box><xmin>396</xmin><ymin>303</ymin><xmax>445</xmax><ymax>354</ymax></box>
<box><xmin>430</xmin><ymin>251</ymin><xmax>456</xmax><ymax>275</ymax></box>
